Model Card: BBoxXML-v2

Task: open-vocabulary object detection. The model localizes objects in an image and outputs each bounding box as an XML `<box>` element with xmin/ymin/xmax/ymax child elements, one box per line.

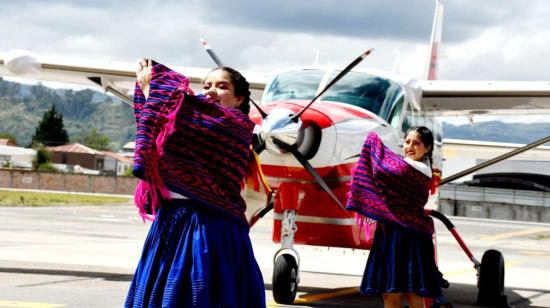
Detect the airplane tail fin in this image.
<box><xmin>425</xmin><ymin>0</ymin><xmax>444</xmax><ymax>80</ymax></box>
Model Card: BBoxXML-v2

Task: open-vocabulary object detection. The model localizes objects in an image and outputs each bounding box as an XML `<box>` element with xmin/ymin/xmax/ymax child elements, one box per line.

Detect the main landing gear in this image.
<box><xmin>477</xmin><ymin>249</ymin><xmax>509</xmax><ymax>307</ymax></box>
<box><xmin>428</xmin><ymin>210</ymin><xmax>510</xmax><ymax>307</ymax></box>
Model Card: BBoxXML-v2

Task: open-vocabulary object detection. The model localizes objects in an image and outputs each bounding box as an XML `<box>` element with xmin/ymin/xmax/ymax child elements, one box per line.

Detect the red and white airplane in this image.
<box><xmin>1</xmin><ymin>0</ymin><xmax>550</xmax><ymax>304</ymax></box>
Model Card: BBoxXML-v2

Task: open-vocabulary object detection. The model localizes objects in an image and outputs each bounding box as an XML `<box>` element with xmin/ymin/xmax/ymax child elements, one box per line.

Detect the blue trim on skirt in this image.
<box><xmin>125</xmin><ymin>199</ymin><xmax>266</xmax><ymax>308</ymax></box>
<box><xmin>360</xmin><ymin>223</ymin><xmax>446</xmax><ymax>298</ymax></box>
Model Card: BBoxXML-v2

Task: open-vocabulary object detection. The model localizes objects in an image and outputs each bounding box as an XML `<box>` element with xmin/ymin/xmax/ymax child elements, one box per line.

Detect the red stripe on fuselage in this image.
<box><xmin>250</xmin><ymin>100</ymin><xmax>373</xmax><ymax>129</ymax></box>
<box><xmin>261</xmin><ymin>162</ymin><xmax>356</xmax><ymax>180</ymax></box>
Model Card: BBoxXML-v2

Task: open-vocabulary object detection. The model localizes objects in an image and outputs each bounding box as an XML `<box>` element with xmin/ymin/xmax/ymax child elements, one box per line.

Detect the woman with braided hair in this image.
<box><xmin>346</xmin><ymin>126</ymin><xmax>447</xmax><ymax>308</ymax></box>
<box><xmin>125</xmin><ymin>59</ymin><xmax>265</xmax><ymax>308</ymax></box>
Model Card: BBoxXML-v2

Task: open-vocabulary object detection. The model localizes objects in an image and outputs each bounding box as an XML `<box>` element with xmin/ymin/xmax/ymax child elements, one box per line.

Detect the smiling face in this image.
<box><xmin>202</xmin><ymin>69</ymin><xmax>243</xmax><ymax>109</ymax></box>
<box><xmin>403</xmin><ymin>131</ymin><xmax>431</xmax><ymax>162</ymax></box>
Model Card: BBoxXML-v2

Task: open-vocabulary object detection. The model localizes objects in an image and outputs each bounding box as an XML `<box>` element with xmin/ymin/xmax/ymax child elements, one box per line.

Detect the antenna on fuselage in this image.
<box><xmin>391</xmin><ymin>51</ymin><xmax>401</xmax><ymax>74</ymax></box>
<box><xmin>314</xmin><ymin>50</ymin><xmax>320</xmax><ymax>66</ymax></box>
<box><xmin>425</xmin><ymin>0</ymin><xmax>444</xmax><ymax>80</ymax></box>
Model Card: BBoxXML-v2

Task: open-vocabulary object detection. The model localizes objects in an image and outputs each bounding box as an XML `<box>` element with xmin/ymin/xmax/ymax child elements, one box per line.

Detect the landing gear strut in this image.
<box><xmin>272</xmin><ymin>209</ymin><xmax>300</xmax><ymax>304</ymax></box>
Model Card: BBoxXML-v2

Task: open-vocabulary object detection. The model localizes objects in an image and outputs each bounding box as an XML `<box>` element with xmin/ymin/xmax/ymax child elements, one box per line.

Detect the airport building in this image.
<box><xmin>439</xmin><ymin>139</ymin><xmax>550</xmax><ymax>222</ymax></box>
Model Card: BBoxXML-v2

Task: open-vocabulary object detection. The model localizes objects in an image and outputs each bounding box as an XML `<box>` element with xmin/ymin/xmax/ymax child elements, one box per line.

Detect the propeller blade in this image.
<box><xmin>200</xmin><ymin>38</ymin><xmax>224</xmax><ymax>67</ymax></box>
<box><xmin>248</xmin><ymin>192</ymin><xmax>274</xmax><ymax>227</ymax></box>
<box><xmin>252</xmin><ymin>133</ymin><xmax>266</xmax><ymax>154</ymax></box>
<box><xmin>250</xmin><ymin>98</ymin><xmax>268</xmax><ymax>119</ymax></box>
<box><xmin>290</xmin><ymin>48</ymin><xmax>373</xmax><ymax>122</ymax></box>
<box><xmin>200</xmin><ymin>38</ymin><xmax>268</xmax><ymax>119</ymax></box>
<box><xmin>272</xmin><ymin>138</ymin><xmax>346</xmax><ymax>211</ymax></box>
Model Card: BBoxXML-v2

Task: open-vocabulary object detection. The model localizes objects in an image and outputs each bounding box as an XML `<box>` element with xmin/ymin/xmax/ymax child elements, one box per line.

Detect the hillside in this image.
<box><xmin>0</xmin><ymin>78</ymin><xmax>135</xmax><ymax>150</ymax></box>
<box><xmin>443</xmin><ymin>122</ymin><xmax>550</xmax><ymax>144</ymax></box>
<box><xmin>0</xmin><ymin>77</ymin><xmax>548</xmax><ymax>149</ymax></box>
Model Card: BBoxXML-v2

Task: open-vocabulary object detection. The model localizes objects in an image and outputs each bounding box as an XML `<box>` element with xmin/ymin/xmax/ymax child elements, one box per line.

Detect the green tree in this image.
<box><xmin>122</xmin><ymin>166</ymin><xmax>134</xmax><ymax>177</ymax></box>
<box><xmin>80</xmin><ymin>128</ymin><xmax>111</xmax><ymax>151</ymax></box>
<box><xmin>31</xmin><ymin>104</ymin><xmax>69</xmax><ymax>146</ymax></box>
<box><xmin>32</xmin><ymin>144</ymin><xmax>55</xmax><ymax>172</ymax></box>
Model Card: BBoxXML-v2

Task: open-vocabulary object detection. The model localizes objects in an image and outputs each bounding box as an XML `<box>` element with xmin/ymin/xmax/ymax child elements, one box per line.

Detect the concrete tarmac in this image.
<box><xmin>0</xmin><ymin>204</ymin><xmax>549</xmax><ymax>307</ymax></box>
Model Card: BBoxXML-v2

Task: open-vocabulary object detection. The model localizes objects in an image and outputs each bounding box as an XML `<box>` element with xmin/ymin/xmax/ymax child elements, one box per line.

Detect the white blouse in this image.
<box><xmin>404</xmin><ymin>157</ymin><xmax>432</xmax><ymax>178</ymax></box>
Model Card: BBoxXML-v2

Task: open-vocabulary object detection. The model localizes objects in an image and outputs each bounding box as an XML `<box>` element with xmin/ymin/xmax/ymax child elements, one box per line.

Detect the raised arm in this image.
<box><xmin>132</xmin><ymin>59</ymin><xmax>190</xmax><ymax>179</ymax></box>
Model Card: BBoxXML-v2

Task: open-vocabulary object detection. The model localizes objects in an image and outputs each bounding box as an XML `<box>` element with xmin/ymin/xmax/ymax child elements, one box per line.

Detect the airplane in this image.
<box><xmin>1</xmin><ymin>0</ymin><xmax>550</xmax><ymax>305</ymax></box>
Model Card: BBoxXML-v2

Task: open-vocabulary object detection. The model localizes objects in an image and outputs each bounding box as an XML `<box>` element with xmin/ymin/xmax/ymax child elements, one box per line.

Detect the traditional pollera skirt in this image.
<box><xmin>125</xmin><ymin>199</ymin><xmax>266</xmax><ymax>308</ymax></box>
<box><xmin>360</xmin><ymin>223</ymin><xmax>447</xmax><ymax>298</ymax></box>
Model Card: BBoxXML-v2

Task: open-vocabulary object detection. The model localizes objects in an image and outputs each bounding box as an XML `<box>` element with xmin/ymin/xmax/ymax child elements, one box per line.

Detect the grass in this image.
<box><xmin>0</xmin><ymin>190</ymin><xmax>132</xmax><ymax>206</ymax></box>
<box><xmin>533</xmin><ymin>233</ymin><xmax>550</xmax><ymax>240</ymax></box>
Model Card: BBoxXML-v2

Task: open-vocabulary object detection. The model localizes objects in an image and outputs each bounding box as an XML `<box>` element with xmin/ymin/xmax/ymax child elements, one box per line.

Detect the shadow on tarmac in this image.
<box><xmin>0</xmin><ymin>267</ymin><xmax>133</xmax><ymax>282</ymax></box>
<box><xmin>264</xmin><ymin>282</ymin><xmax>545</xmax><ymax>307</ymax></box>
<box><xmin>1</xmin><ymin>266</ymin><xmax>547</xmax><ymax>307</ymax></box>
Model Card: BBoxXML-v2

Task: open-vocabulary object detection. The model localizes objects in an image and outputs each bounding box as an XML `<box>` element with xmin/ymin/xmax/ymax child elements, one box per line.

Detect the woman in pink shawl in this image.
<box><xmin>125</xmin><ymin>59</ymin><xmax>265</xmax><ymax>308</ymax></box>
<box><xmin>346</xmin><ymin>127</ymin><xmax>447</xmax><ymax>308</ymax></box>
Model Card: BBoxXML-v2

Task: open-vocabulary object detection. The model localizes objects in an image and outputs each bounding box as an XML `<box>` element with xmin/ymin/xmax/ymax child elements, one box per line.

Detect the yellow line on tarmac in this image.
<box><xmin>520</xmin><ymin>250</ymin><xmax>547</xmax><ymax>256</ymax></box>
<box><xmin>442</xmin><ymin>259</ymin><xmax>522</xmax><ymax>277</ymax></box>
<box><xmin>0</xmin><ymin>300</ymin><xmax>64</xmax><ymax>308</ymax></box>
<box><xmin>266</xmin><ymin>287</ymin><xmax>359</xmax><ymax>306</ymax></box>
<box><xmin>293</xmin><ymin>287</ymin><xmax>359</xmax><ymax>303</ymax></box>
<box><xmin>480</xmin><ymin>227</ymin><xmax>550</xmax><ymax>241</ymax></box>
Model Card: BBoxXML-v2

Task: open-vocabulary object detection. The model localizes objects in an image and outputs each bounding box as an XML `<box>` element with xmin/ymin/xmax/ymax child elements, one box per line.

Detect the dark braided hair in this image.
<box><xmin>208</xmin><ymin>66</ymin><xmax>251</xmax><ymax>115</ymax></box>
<box><xmin>405</xmin><ymin>126</ymin><xmax>434</xmax><ymax>166</ymax></box>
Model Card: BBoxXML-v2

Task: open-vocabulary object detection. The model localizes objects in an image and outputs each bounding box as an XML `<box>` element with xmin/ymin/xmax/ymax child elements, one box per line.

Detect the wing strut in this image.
<box><xmin>88</xmin><ymin>76</ymin><xmax>133</xmax><ymax>106</ymax></box>
<box><xmin>440</xmin><ymin>135</ymin><xmax>550</xmax><ymax>185</ymax></box>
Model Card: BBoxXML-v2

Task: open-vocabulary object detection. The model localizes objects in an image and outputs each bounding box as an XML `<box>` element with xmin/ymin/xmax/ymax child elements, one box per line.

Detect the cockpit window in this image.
<box><xmin>323</xmin><ymin>71</ymin><xmax>403</xmax><ymax>117</ymax></box>
<box><xmin>263</xmin><ymin>69</ymin><xmax>404</xmax><ymax>120</ymax></box>
<box><xmin>263</xmin><ymin>70</ymin><xmax>324</xmax><ymax>102</ymax></box>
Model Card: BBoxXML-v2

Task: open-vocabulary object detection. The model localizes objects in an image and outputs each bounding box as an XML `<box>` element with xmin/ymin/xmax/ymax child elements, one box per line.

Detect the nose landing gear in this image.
<box><xmin>272</xmin><ymin>209</ymin><xmax>300</xmax><ymax>304</ymax></box>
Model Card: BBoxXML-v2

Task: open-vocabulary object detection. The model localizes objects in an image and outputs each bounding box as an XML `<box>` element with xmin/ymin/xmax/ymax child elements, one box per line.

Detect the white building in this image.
<box><xmin>0</xmin><ymin>144</ymin><xmax>36</xmax><ymax>169</ymax></box>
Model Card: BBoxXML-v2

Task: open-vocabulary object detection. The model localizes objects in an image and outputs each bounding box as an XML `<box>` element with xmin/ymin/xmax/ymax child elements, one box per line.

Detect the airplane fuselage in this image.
<box><xmin>250</xmin><ymin>68</ymin><xmax>442</xmax><ymax>249</ymax></box>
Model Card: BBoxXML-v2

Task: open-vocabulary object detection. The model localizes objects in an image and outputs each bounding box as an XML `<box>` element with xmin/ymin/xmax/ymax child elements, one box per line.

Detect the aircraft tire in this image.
<box><xmin>477</xmin><ymin>249</ymin><xmax>505</xmax><ymax>306</ymax></box>
<box><xmin>272</xmin><ymin>254</ymin><xmax>298</xmax><ymax>304</ymax></box>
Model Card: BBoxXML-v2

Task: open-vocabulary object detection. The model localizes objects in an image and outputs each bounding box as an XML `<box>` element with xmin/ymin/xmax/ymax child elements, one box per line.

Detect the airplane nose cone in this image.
<box><xmin>260</xmin><ymin>108</ymin><xmax>302</xmax><ymax>155</ymax></box>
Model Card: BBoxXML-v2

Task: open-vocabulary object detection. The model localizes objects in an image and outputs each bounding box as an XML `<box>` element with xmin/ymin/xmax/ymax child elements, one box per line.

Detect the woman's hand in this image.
<box><xmin>136</xmin><ymin>58</ymin><xmax>152</xmax><ymax>98</ymax></box>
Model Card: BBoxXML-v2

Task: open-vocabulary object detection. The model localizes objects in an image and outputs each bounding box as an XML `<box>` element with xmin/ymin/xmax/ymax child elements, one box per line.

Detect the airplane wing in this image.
<box><xmin>0</xmin><ymin>50</ymin><xmax>267</xmax><ymax>105</ymax></box>
<box><xmin>420</xmin><ymin>80</ymin><xmax>550</xmax><ymax>116</ymax></box>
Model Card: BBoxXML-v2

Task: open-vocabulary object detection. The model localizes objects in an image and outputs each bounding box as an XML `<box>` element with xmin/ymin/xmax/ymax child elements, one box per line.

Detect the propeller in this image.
<box><xmin>200</xmin><ymin>38</ymin><xmax>268</xmax><ymax>119</ymax></box>
<box><xmin>200</xmin><ymin>39</ymin><xmax>373</xmax><ymax>211</ymax></box>
<box><xmin>257</xmin><ymin>49</ymin><xmax>374</xmax><ymax>157</ymax></box>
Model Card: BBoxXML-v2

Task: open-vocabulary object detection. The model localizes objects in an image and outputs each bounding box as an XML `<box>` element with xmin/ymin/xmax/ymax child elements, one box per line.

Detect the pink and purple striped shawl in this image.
<box><xmin>346</xmin><ymin>132</ymin><xmax>434</xmax><ymax>234</ymax></box>
<box><xmin>133</xmin><ymin>63</ymin><xmax>255</xmax><ymax>225</ymax></box>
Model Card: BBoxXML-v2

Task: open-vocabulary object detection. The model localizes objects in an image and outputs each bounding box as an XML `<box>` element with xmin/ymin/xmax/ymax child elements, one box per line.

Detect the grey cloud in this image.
<box><xmin>198</xmin><ymin>0</ymin><xmax>436</xmax><ymax>42</ymax></box>
<box><xmin>2</xmin><ymin>0</ymin><xmax>550</xmax><ymax>82</ymax></box>
<box><xmin>195</xmin><ymin>0</ymin><xmax>533</xmax><ymax>44</ymax></box>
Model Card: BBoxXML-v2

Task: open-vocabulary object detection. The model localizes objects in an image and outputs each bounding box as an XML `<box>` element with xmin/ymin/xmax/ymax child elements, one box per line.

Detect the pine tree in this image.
<box><xmin>32</xmin><ymin>104</ymin><xmax>69</xmax><ymax>146</ymax></box>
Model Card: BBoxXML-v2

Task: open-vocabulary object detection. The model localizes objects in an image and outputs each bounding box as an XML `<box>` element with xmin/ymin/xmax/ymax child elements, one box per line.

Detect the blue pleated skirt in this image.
<box><xmin>360</xmin><ymin>223</ymin><xmax>446</xmax><ymax>298</ymax></box>
<box><xmin>125</xmin><ymin>199</ymin><xmax>266</xmax><ymax>308</ymax></box>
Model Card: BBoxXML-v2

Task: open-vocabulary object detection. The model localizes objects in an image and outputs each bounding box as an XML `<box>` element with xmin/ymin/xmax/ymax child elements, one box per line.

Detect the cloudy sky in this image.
<box><xmin>2</xmin><ymin>0</ymin><xmax>550</xmax><ymax>123</ymax></box>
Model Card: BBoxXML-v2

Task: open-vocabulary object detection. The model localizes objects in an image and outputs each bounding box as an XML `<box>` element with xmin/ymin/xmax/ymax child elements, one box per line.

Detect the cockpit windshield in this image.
<box><xmin>262</xmin><ymin>69</ymin><xmax>404</xmax><ymax>120</ymax></box>
<box><xmin>262</xmin><ymin>70</ymin><xmax>325</xmax><ymax>102</ymax></box>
